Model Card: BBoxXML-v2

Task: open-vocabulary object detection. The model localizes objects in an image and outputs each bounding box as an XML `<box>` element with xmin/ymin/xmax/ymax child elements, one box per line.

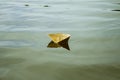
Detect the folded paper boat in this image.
<box><xmin>47</xmin><ymin>33</ymin><xmax>71</xmax><ymax>50</ymax></box>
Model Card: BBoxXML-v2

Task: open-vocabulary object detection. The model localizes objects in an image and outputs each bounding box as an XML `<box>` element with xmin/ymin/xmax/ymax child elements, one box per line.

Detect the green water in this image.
<box><xmin>0</xmin><ymin>0</ymin><xmax>120</xmax><ymax>80</ymax></box>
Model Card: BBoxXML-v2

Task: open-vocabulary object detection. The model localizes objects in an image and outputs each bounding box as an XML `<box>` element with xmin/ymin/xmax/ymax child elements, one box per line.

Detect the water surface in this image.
<box><xmin>0</xmin><ymin>0</ymin><xmax>120</xmax><ymax>80</ymax></box>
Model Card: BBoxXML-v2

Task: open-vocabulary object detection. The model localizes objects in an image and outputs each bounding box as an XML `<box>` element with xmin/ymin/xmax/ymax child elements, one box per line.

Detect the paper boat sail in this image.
<box><xmin>47</xmin><ymin>33</ymin><xmax>71</xmax><ymax>50</ymax></box>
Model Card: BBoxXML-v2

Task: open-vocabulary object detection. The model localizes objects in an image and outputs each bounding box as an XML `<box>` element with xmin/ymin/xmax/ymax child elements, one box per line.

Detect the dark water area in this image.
<box><xmin>0</xmin><ymin>0</ymin><xmax>120</xmax><ymax>80</ymax></box>
<box><xmin>112</xmin><ymin>9</ymin><xmax>120</xmax><ymax>11</ymax></box>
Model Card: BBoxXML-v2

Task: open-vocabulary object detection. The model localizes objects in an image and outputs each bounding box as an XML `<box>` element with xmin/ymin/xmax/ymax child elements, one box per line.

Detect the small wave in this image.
<box><xmin>0</xmin><ymin>40</ymin><xmax>34</xmax><ymax>47</ymax></box>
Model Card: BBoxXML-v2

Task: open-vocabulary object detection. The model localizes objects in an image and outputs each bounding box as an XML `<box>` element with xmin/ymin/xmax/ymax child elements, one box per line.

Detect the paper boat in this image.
<box><xmin>47</xmin><ymin>33</ymin><xmax>70</xmax><ymax>50</ymax></box>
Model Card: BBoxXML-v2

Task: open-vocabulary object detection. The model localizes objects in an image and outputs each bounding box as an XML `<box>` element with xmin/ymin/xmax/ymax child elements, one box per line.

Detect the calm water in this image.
<box><xmin>0</xmin><ymin>0</ymin><xmax>120</xmax><ymax>80</ymax></box>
